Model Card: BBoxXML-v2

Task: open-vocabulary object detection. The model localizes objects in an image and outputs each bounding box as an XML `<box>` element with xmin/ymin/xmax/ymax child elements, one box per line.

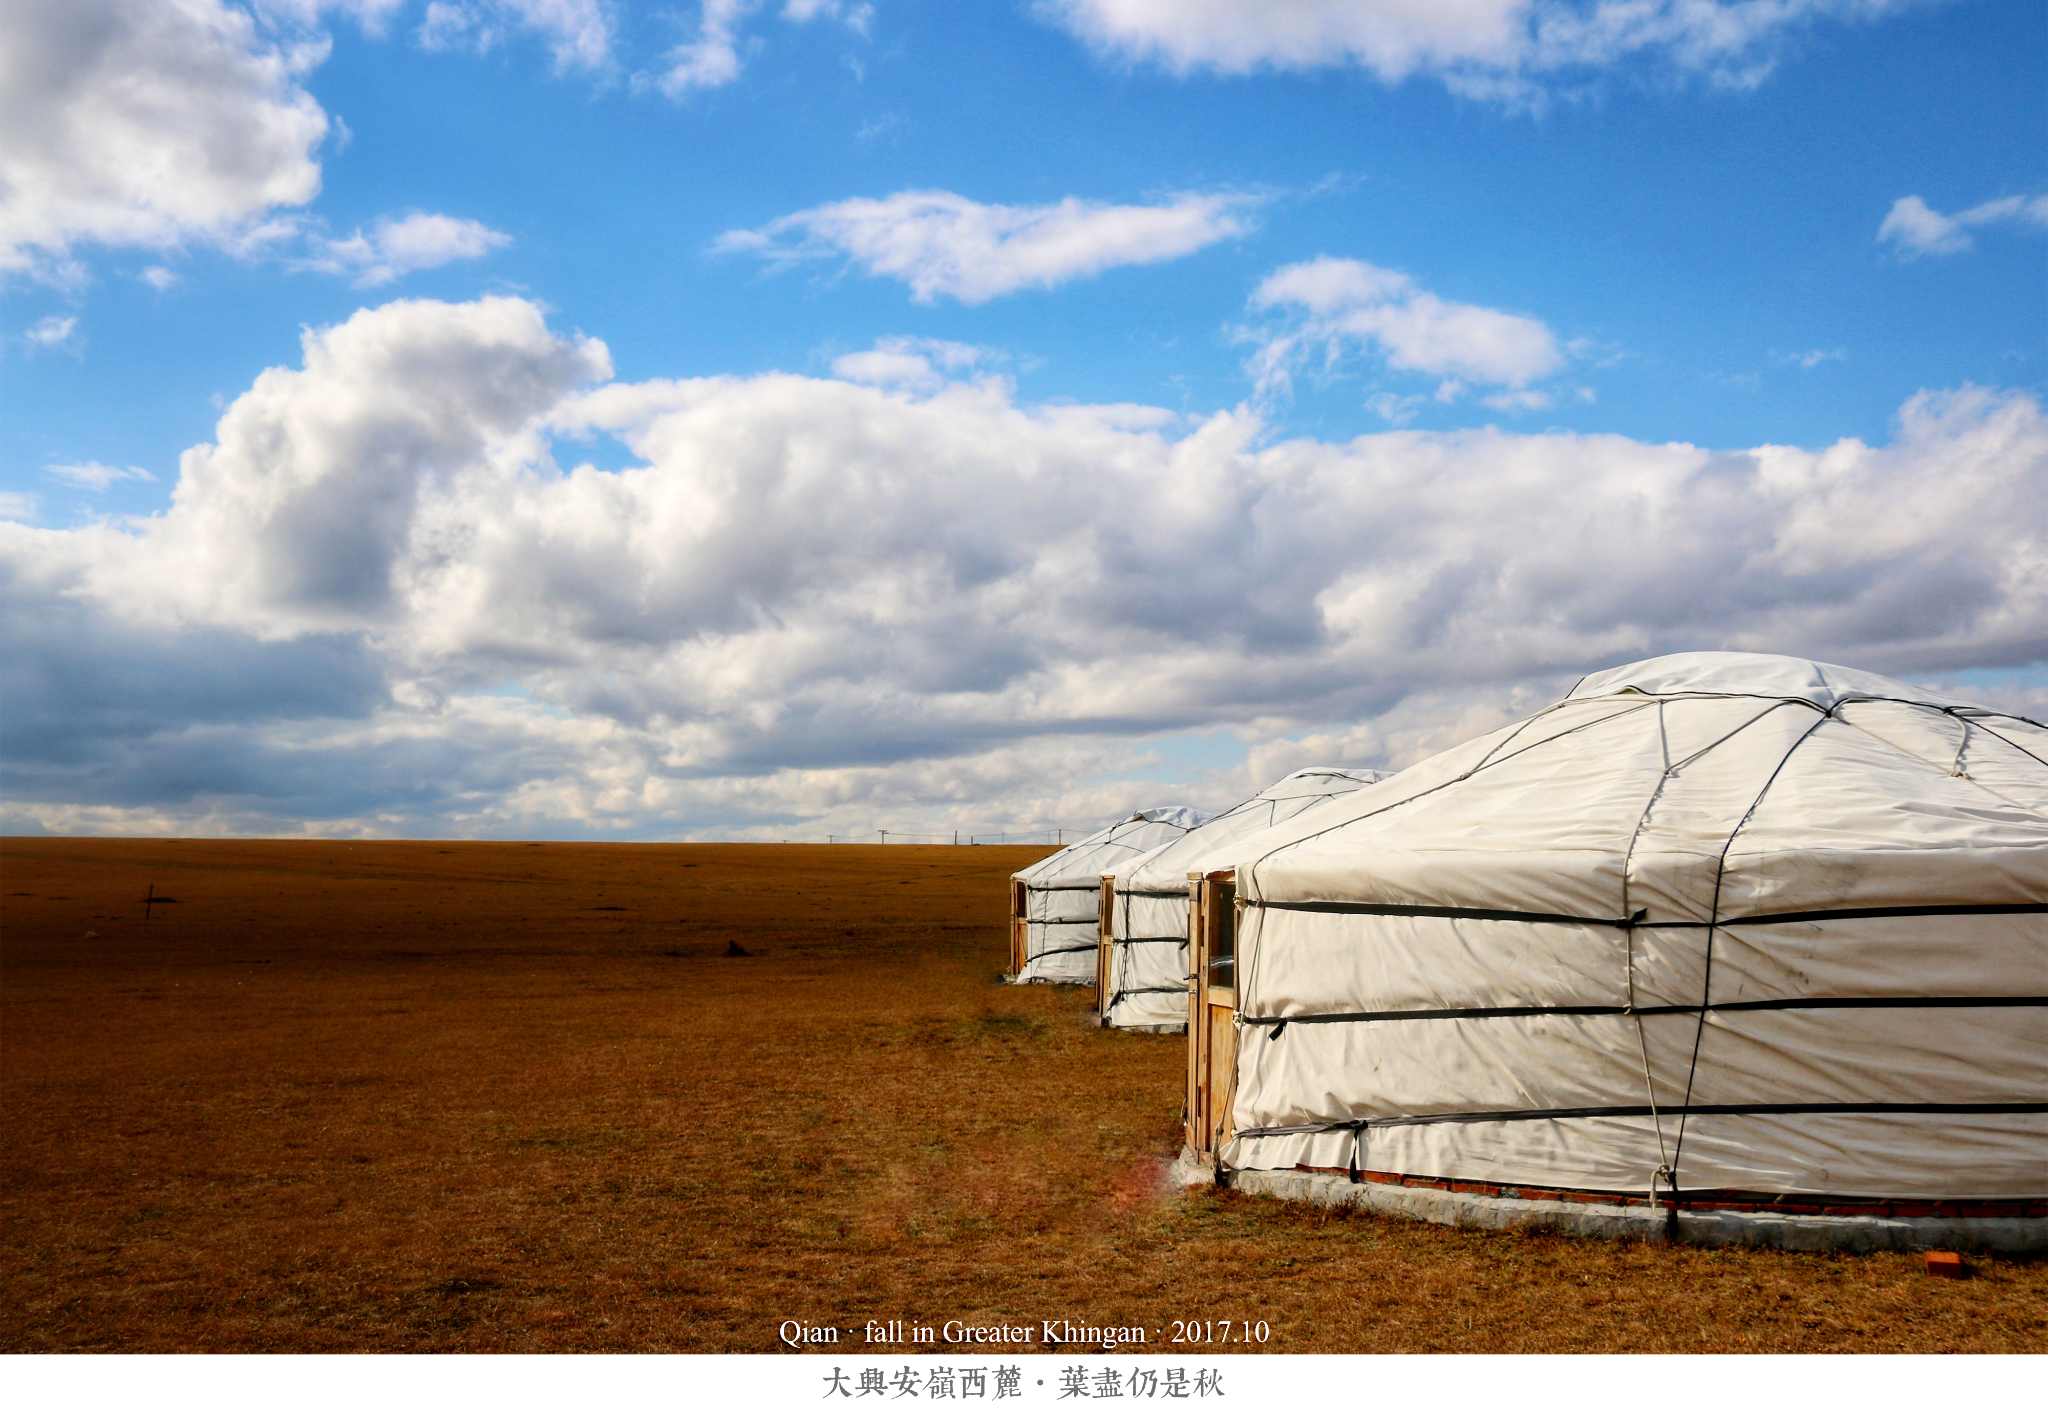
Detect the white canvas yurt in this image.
<box><xmin>1101</xmin><ymin>769</ymin><xmax>1388</xmax><ymax>1032</ymax></box>
<box><xmin>1181</xmin><ymin>653</ymin><xmax>2045</xmax><ymax>1246</ymax></box>
<box><xmin>1008</xmin><ymin>807</ymin><xmax>1207</xmax><ymax>984</ymax></box>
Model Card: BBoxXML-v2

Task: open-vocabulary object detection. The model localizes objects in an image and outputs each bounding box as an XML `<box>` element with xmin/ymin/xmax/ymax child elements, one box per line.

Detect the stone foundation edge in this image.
<box><xmin>1171</xmin><ymin>1149</ymin><xmax>2047</xmax><ymax>1254</ymax></box>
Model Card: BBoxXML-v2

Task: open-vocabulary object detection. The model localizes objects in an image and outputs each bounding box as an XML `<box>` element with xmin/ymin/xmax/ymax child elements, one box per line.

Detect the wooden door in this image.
<box><xmin>1095</xmin><ymin>874</ymin><xmax>1116</xmax><ymax>1020</ymax></box>
<box><xmin>1185</xmin><ymin>870</ymin><xmax>1238</xmax><ymax>1164</ymax></box>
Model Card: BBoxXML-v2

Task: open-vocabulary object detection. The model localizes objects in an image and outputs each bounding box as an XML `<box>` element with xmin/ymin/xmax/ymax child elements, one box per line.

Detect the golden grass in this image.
<box><xmin>2</xmin><ymin>836</ymin><xmax>2040</xmax><ymax>1354</ymax></box>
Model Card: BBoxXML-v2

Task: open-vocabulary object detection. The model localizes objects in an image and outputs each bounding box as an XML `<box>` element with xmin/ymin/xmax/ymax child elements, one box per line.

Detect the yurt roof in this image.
<box><xmin>1011</xmin><ymin>805</ymin><xmax>1209</xmax><ymax>889</ymax></box>
<box><xmin>1216</xmin><ymin>652</ymin><xmax>2046</xmax><ymax>917</ymax></box>
<box><xmin>1563</xmin><ymin>650</ymin><xmax>2000</xmax><ymax>714</ymax></box>
<box><xmin>1119</xmin><ymin>768</ymin><xmax>1387</xmax><ymax>893</ymax></box>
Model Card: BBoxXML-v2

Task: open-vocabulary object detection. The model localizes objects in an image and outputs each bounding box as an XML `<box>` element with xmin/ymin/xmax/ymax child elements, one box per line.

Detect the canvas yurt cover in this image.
<box><xmin>1009</xmin><ymin>807</ymin><xmax>1206</xmax><ymax>984</ymax></box>
<box><xmin>1101</xmin><ymin>769</ymin><xmax>1388</xmax><ymax>1032</ymax></box>
<box><xmin>1185</xmin><ymin>653</ymin><xmax>2046</xmax><ymax>1204</ymax></box>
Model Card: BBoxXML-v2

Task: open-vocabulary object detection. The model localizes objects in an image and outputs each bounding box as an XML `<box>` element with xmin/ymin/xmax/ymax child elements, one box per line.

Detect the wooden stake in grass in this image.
<box><xmin>145</xmin><ymin>883</ymin><xmax>153</xmax><ymax>922</ymax></box>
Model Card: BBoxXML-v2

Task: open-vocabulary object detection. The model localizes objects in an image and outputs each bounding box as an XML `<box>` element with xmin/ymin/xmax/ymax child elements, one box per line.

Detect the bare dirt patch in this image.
<box><xmin>2</xmin><ymin>837</ymin><xmax>2040</xmax><ymax>1354</ymax></box>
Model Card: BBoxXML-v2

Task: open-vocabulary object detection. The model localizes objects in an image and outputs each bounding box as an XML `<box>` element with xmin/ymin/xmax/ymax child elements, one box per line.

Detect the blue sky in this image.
<box><xmin>3</xmin><ymin>0</ymin><xmax>2045</xmax><ymax>839</ymax></box>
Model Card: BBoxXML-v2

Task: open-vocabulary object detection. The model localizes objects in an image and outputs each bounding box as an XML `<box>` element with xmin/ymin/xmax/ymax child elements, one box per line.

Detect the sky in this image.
<box><xmin>1</xmin><ymin>0</ymin><xmax>2044</xmax><ymax>841</ymax></box>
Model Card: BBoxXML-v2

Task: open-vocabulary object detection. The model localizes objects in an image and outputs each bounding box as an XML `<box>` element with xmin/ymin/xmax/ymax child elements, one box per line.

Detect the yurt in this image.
<box><xmin>1009</xmin><ymin>807</ymin><xmax>1207</xmax><ymax>984</ymax></box>
<box><xmin>1100</xmin><ymin>768</ymin><xmax>1387</xmax><ymax>1033</ymax></box>
<box><xmin>1180</xmin><ymin>653</ymin><xmax>2046</xmax><ymax>1250</ymax></box>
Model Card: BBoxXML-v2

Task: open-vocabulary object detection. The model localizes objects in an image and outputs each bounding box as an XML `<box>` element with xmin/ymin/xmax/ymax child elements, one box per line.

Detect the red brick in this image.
<box><xmin>1925</xmin><ymin>1251</ymin><xmax>1964</xmax><ymax>1279</ymax></box>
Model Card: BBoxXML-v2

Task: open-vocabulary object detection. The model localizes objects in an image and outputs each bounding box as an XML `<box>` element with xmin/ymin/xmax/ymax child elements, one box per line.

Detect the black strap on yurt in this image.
<box><xmin>1720</xmin><ymin>902</ymin><xmax>2048</xmax><ymax>927</ymax></box>
<box><xmin>1108</xmin><ymin>986</ymin><xmax>1192</xmax><ymax>1007</ymax></box>
<box><xmin>1245</xmin><ymin>900</ymin><xmax>1650</xmax><ymax>929</ymax></box>
<box><xmin>1251</xmin><ymin>994</ymin><xmax>2047</xmax><ymax>1036</ymax></box>
<box><xmin>1023</xmin><ymin>943</ymin><xmax>1096</xmax><ymax>962</ymax></box>
<box><xmin>1245</xmin><ymin>899</ymin><xmax>2048</xmax><ymax>930</ymax></box>
<box><xmin>1231</xmin><ymin>1100</ymin><xmax>2048</xmax><ymax>1139</ymax></box>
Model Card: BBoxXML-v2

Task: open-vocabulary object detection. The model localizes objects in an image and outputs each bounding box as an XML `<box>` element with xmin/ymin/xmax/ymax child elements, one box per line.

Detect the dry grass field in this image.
<box><xmin>2</xmin><ymin>837</ymin><xmax>2040</xmax><ymax>1354</ymax></box>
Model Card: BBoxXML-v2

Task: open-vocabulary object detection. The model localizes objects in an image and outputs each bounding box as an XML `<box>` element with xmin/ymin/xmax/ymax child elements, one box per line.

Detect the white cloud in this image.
<box><xmin>0</xmin><ymin>493</ymin><xmax>38</xmax><ymax>521</ymax></box>
<box><xmin>1879</xmin><ymin>193</ymin><xmax>2048</xmax><ymax>258</ymax></box>
<box><xmin>5</xmin><ymin>295</ymin><xmax>2045</xmax><ymax>839</ymax></box>
<box><xmin>297</xmin><ymin>210</ymin><xmax>513</xmax><ymax>287</ymax></box>
<box><xmin>415</xmin><ymin>1</ymin><xmax>613</xmax><ymax>70</ymax></box>
<box><xmin>648</xmin><ymin>0</ymin><xmax>755</xmax><ymax>95</ymax></box>
<box><xmin>830</xmin><ymin>336</ymin><xmax>1001</xmax><ymax>393</ymax></box>
<box><xmin>141</xmin><ymin>265</ymin><xmax>179</xmax><ymax>290</ymax></box>
<box><xmin>1248</xmin><ymin>256</ymin><xmax>1563</xmax><ymax>405</ymax></box>
<box><xmin>45</xmin><ymin>461</ymin><xmax>154</xmax><ymax>490</ymax></box>
<box><xmin>645</xmin><ymin>0</ymin><xmax>867</xmax><ymax>97</ymax></box>
<box><xmin>716</xmin><ymin>189</ymin><xmax>1260</xmax><ymax>303</ymax></box>
<box><xmin>1039</xmin><ymin>0</ymin><xmax>1918</xmax><ymax>103</ymax></box>
<box><xmin>1776</xmin><ymin>347</ymin><xmax>1846</xmax><ymax>369</ymax></box>
<box><xmin>0</xmin><ymin>0</ymin><xmax>329</xmax><ymax>282</ymax></box>
<box><xmin>25</xmin><ymin>314</ymin><xmax>79</xmax><ymax>348</ymax></box>
<box><xmin>783</xmin><ymin>0</ymin><xmax>870</xmax><ymax>29</ymax></box>
<box><xmin>1363</xmin><ymin>392</ymin><xmax>1425</xmax><ymax>425</ymax></box>
<box><xmin>253</xmin><ymin>2</ymin><xmax>409</xmax><ymax>29</ymax></box>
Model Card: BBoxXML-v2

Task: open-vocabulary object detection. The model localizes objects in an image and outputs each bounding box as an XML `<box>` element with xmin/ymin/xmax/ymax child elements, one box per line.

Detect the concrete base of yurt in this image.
<box><xmin>1171</xmin><ymin>1149</ymin><xmax>2047</xmax><ymax>1254</ymax></box>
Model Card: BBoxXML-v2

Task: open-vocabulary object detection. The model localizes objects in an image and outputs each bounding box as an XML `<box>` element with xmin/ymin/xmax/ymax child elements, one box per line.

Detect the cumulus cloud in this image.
<box><xmin>0</xmin><ymin>0</ymin><xmax>329</xmax><ymax>282</ymax></box>
<box><xmin>716</xmin><ymin>189</ymin><xmax>1260</xmax><ymax>303</ymax></box>
<box><xmin>1040</xmin><ymin>0</ymin><xmax>1916</xmax><ymax>102</ymax></box>
<box><xmin>1247</xmin><ymin>256</ymin><xmax>1563</xmax><ymax>407</ymax></box>
<box><xmin>1878</xmin><ymin>193</ymin><xmax>2048</xmax><ymax>258</ymax></box>
<box><xmin>7</xmin><ymin>297</ymin><xmax>2047</xmax><ymax>839</ymax></box>
<box><xmin>296</xmin><ymin>210</ymin><xmax>512</xmax><ymax>286</ymax></box>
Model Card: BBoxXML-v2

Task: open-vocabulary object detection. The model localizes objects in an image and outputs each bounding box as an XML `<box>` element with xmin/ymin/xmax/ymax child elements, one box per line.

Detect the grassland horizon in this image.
<box><xmin>2</xmin><ymin>837</ymin><xmax>2039</xmax><ymax>1354</ymax></box>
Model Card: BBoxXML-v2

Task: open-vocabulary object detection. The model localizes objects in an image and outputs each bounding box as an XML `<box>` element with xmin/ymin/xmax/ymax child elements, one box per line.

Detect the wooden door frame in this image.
<box><xmin>1008</xmin><ymin>879</ymin><xmax>1028</xmax><ymax>977</ymax></box>
<box><xmin>1185</xmin><ymin>869</ymin><xmax>1238</xmax><ymax>1165</ymax></box>
<box><xmin>1095</xmin><ymin>874</ymin><xmax>1116</xmax><ymax>1020</ymax></box>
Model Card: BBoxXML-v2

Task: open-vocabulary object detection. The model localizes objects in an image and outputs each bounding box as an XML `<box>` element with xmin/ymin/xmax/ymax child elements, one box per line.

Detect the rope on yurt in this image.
<box><xmin>1834</xmin><ymin>709</ymin><xmax>2040</xmax><ymax>814</ymax></box>
<box><xmin>1621</xmin><ymin>697</ymin><xmax>1678</xmax><ymax>1205</ymax></box>
<box><xmin>1958</xmin><ymin>712</ymin><xmax>2048</xmax><ymax>770</ymax></box>
<box><xmin>1617</xmin><ymin>693</ymin><xmax>1811</xmax><ymax>1214</ymax></box>
<box><xmin>1667</xmin><ymin>701</ymin><xmax>1832</xmax><ymax>1183</ymax></box>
